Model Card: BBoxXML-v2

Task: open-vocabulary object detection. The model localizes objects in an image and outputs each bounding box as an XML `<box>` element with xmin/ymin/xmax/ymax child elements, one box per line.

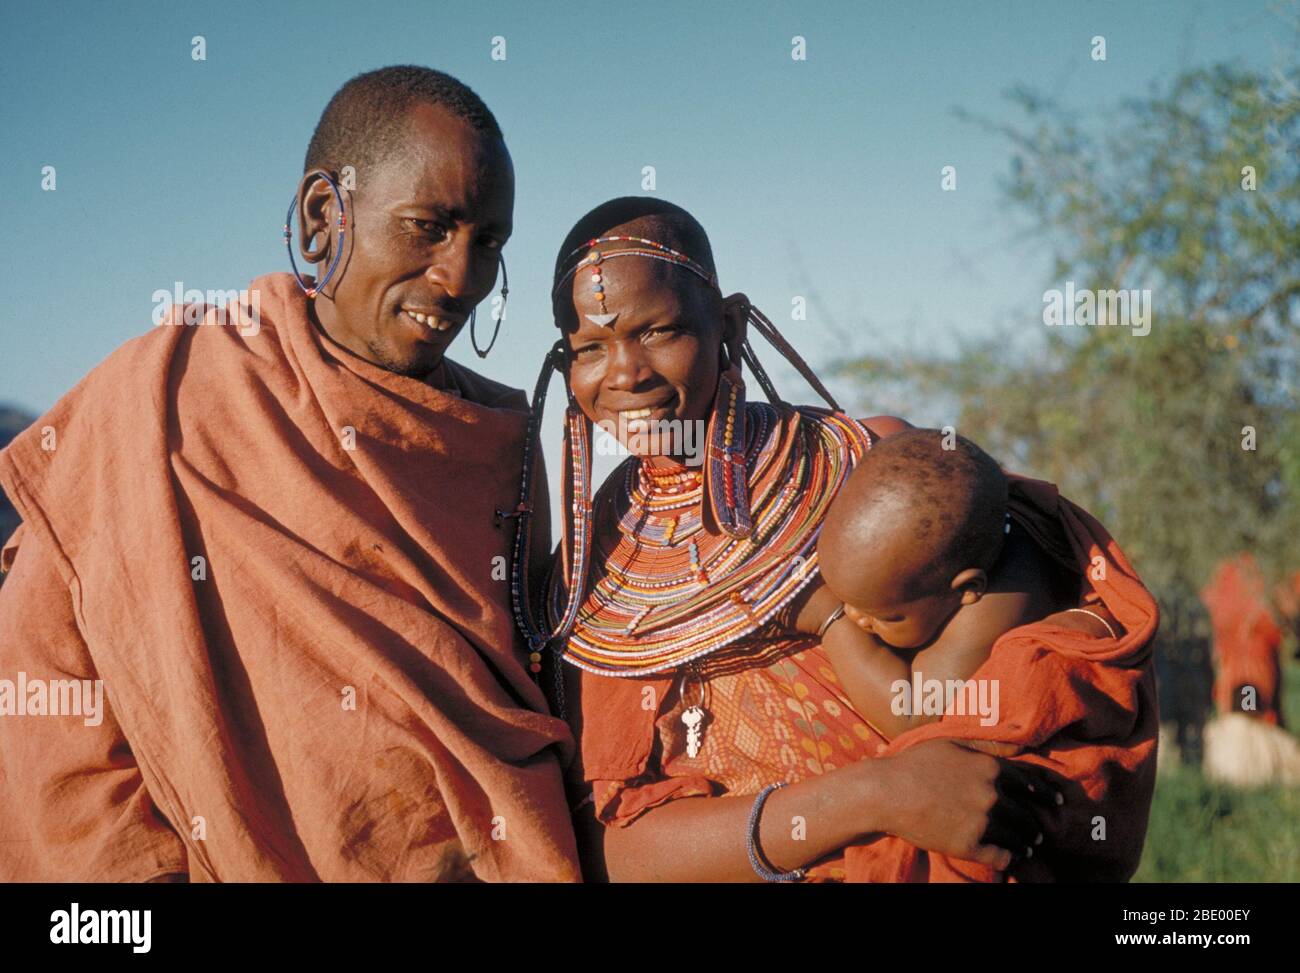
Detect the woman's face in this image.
<box><xmin>559</xmin><ymin>255</ymin><xmax>729</xmax><ymax>461</ymax></box>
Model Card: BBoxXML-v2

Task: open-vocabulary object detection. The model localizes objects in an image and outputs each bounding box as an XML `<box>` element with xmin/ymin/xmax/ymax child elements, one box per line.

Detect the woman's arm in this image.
<box><xmin>602</xmin><ymin>737</ymin><xmax>1058</xmax><ymax>882</ymax></box>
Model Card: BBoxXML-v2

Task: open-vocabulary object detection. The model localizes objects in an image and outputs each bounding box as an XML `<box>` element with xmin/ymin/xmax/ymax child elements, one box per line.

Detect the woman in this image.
<box><xmin>508</xmin><ymin>197</ymin><xmax>1089</xmax><ymax>882</ymax></box>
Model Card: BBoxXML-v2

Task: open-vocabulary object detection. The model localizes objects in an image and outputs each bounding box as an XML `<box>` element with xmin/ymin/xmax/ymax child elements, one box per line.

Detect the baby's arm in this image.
<box><xmin>821</xmin><ymin>604</ymin><xmax>1005</xmax><ymax>740</ymax></box>
<box><xmin>820</xmin><ymin>619</ymin><xmax>915</xmax><ymax>738</ymax></box>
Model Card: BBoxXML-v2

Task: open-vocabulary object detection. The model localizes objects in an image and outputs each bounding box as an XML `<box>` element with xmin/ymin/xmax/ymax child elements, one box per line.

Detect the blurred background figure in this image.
<box><xmin>1200</xmin><ymin>554</ymin><xmax>1300</xmax><ymax>787</ymax></box>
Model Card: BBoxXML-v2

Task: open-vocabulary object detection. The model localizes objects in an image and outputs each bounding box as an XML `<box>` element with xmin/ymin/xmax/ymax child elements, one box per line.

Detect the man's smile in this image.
<box><xmin>400</xmin><ymin>306</ymin><xmax>460</xmax><ymax>334</ymax></box>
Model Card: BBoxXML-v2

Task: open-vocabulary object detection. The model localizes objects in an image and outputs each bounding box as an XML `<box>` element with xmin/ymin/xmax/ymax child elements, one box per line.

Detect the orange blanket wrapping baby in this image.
<box><xmin>845</xmin><ymin>476</ymin><xmax>1159</xmax><ymax>882</ymax></box>
<box><xmin>0</xmin><ymin>273</ymin><xmax>580</xmax><ymax>882</ymax></box>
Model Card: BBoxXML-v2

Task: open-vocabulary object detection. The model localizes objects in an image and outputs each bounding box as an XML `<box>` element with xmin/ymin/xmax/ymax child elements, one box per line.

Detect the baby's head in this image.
<box><xmin>818</xmin><ymin>428</ymin><xmax>1008</xmax><ymax>650</ymax></box>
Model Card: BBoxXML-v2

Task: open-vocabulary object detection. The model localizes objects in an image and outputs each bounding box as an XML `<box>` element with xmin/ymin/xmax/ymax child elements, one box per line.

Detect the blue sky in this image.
<box><xmin>2</xmin><ymin>0</ymin><xmax>1292</xmax><ymax>487</ymax></box>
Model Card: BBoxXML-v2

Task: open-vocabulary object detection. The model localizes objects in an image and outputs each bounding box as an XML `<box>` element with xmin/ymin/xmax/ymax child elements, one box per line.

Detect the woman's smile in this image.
<box><xmin>602</xmin><ymin>391</ymin><xmax>679</xmax><ymax>429</ymax></box>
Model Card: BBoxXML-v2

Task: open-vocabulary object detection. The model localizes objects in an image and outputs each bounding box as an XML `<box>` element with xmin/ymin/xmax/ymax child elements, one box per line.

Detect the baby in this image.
<box><xmin>816</xmin><ymin>427</ymin><xmax>1116</xmax><ymax>740</ymax></box>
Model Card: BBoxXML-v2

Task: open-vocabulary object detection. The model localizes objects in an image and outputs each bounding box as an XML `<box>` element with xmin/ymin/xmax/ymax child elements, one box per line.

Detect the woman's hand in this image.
<box><xmin>601</xmin><ymin>735</ymin><xmax>1058</xmax><ymax>882</ymax></box>
<box><xmin>870</xmin><ymin>739</ymin><xmax>1061</xmax><ymax>869</ymax></box>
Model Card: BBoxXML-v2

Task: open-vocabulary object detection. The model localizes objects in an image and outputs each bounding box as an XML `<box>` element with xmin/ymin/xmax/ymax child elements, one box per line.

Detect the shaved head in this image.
<box><xmin>553</xmin><ymin>197</ymin><xmax>715</xmax><ymax>278</ymax></box>
<box><xmin>822</xmin><ymin>428</ymin><xmax>1008</xmax><ymax>603</ymax></box>
<box><xmin>304</xmin><ymin>65</ymin><xmax>503</xmax><ymax>180</ymax></box>
<box><xmin>552</xmin><ymin>196</ymin><xmax>717</xmax><ymax>326</ymax></box>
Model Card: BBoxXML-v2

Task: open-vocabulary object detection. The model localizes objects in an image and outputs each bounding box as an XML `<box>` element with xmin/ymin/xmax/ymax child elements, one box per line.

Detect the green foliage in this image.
<box><xmin>837</xmin><ymin>65</ymin><xmax>1300</xmax><ymax>606</ymax></box>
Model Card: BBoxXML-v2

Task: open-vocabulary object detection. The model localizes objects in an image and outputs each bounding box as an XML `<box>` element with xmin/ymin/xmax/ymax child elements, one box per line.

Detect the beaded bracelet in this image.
<box><xmin>746</xmin><ymin>783</ymin><xmax>807</xmax><ymax>882</ymax></box>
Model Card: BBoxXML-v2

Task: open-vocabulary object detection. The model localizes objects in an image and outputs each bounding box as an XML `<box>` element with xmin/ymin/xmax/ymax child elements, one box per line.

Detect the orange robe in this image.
<box><xmin>577</xmin><ymin>476</ymin><xmax>1159</xmax><ymax>882</ymax></box>
<box><xmin>0</xmin><ymin>273</ymin><xmax>579</xmax><ymax>882</ymax></box>
<box><xmin>1201</xmin><ymin>554</ymin><xmax>1284</xmax><ymax>725</ymax></box>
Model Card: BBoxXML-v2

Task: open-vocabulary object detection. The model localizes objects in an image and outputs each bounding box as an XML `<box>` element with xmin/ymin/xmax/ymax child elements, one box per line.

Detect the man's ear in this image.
<box><xmin>297</xmin><ymin>169</ymin><xmax>340</xmax><ymax>263</ymax></box>
<box><xmin>952</xmin><ymin>568</ymin><xmax>988</xmax><ymax>606</ymax></box>
<box><xmin>720</xmin><ymin>291</ymin><xmax>750</xmax><ymax>366</ymax></box>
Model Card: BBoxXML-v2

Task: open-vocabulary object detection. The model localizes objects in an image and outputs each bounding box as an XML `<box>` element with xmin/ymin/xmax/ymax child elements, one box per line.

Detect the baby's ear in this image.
<box><xmin>952</xmin><ymin>568</ymin><xmax>988</xmax><ymax>605</ymax></box>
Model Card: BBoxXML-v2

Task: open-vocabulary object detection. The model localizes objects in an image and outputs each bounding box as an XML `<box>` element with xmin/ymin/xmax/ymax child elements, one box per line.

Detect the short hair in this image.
<box><xmin>846</xmin><ymin>428</ymin><xmax>1009</xmax><ymax>589</ymax></box>
<box><xmin>304</xmin><ymin>65</ymin><xmax>503</xmax><ymax>176</ymax></box>
<box><xmin>552</xmin><ymin>197</ymin><xmax>717</xmax><ymax>299</ymax></box>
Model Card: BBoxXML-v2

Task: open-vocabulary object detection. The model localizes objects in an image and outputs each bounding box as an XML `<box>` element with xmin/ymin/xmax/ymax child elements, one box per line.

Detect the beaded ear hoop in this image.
<box><xmin>284</xmin><ymin>172</ymin><xmax>347</xmax><ymax>298</ymax></box>
<box><xmin>470</xmin><ymin>255</ymin><xmax>509</xmax><ymax>358</ymax></box>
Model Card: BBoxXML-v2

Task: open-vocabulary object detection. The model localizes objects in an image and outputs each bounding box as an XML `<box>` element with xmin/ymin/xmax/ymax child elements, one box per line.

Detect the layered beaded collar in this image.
<box><xmin>550</xmin><ymin>403</ymin><xmax>872</xmax><ymax>676</ymax></box>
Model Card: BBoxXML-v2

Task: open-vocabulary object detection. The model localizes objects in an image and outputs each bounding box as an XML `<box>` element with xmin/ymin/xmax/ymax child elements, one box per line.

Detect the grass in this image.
<box><xmin>1134</xmin><ymin>662</ymin><xmax>1300</xmax><ymax>882</ymax></box>
<box><xmin>1135</xmin><ymin>764</ymin><xmax>1300</xmax><ymax>881</ymax></box>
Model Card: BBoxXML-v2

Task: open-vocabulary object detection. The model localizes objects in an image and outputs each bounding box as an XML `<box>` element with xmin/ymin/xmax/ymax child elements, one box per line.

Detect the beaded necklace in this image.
<box><xmin>551</xmin><ymin>402</ymin><xmax>872</xmax><ymax>676</ymax></box>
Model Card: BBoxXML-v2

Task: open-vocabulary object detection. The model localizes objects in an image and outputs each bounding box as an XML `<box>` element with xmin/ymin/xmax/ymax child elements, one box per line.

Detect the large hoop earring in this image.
<box><xmin>471</xmin><ymin>255</ymin><xmax>509</xmax><ymax>358</ymax></box>
<box><xmin>284</xmin><ymin>172</ymin><xmax>347</xmax><ymax>298</ymax></box>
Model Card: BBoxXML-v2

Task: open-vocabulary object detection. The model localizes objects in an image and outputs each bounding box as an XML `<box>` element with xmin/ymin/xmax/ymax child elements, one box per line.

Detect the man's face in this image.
<box><xmin>308</xmin><ymin>103</ymin><xmax>514</xmax><ymax>376</ymax></box>
<box><xmin>559</xmin><ymin>256</ymin><xmax>726</xmax><ymax>462</ymax></box>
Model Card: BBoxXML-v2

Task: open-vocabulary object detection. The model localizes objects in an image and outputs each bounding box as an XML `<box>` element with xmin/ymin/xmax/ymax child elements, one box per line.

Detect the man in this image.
<box><xmin>0</xmin><ymin>66</ymin><xmax>580</xmax><ymax>882</ymax></box>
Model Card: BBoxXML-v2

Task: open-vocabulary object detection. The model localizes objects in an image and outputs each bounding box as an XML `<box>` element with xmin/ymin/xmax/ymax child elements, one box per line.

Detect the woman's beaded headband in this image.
<box><xmin>553</xmin><ymin>235</ymin><xmax>719</xmax><ymax>327</ymax></box>
<box><xmin>284</xmin><ymin>172</ymin><xmax>347</xmax><ymax>298</ymax></box>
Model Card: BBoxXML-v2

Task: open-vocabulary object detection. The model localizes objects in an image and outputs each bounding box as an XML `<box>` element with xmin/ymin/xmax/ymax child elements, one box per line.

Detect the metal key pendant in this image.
<box><xmin>682</xmin><ymin>705</ymin><xmax>704</xmax><ymax>758</ymax></box>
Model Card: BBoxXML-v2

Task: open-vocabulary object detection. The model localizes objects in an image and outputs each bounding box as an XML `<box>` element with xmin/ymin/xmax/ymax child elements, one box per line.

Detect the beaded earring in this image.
<box><xmin>698</xmin><ymin>299</ymin><xmax>841</xmax><ymax>540</ymax></box>
<box><xmin>470</xmin><ymin>254</ymin><xmax>510</xmax><ymax>358</ymax></box>
<box><xmin>556</xmin><ymin>398</ymin><xmax>595</xmax><ymax>635</ymax></box>
<box><xmin>501</xmin><ymin>342</ymin><xmax>592</xmax><ymax>697</ymax></box>
<box><xmin>702</xmin><ymin>357</ymin><xmax>752</xmax><ymax>539</ymax></box>
<box><xmin>284</xmin><ymin>172</ymin><xmax>347</xmax><ymax>298</ymax></box>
